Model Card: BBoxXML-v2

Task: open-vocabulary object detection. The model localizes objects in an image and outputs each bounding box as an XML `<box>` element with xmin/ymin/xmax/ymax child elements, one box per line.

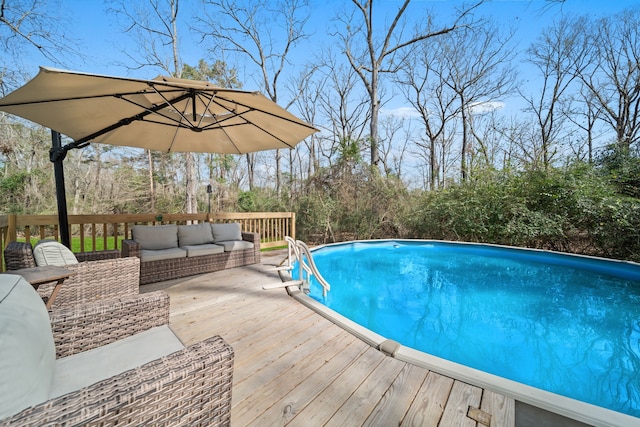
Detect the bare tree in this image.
<box><xmin>396</xmin><ymin>38</ymin><xmax>459</xmax><ymax>189</ymax></box>
<box><xmin>564</xmin><ymin>85</ymin><xmax>604</xmax><ymax>162</ymax></box>
<box><xmin>335</xmin><ymin>0</ymin><xmax>483</xmax><ymax>169</ymax></box>
<box><xmin>315</xmin><ymin>54</ymin><xmax>370</xmax><ymax>169</ymax></box>
<box><xmin>378</xmin><ymin>113</ymin><xmax>409</xmax><ymax>179</ymax></box>
<box><xmin>197</xmin><ymin>0</ymin><xmax>311</xmax><ymax>195</ymax></box>
<box><xmin>0</xmin><ymin>0</ymin><xmax>79</xmax><ymax>94</ymax></box>
<box><xmin>522</xmin><ymin>15</ymin><xmax>589</xmax><ymax>170</ymax></box>
<box><xmin>438</xmin><ymin>21</ymin><xmax>517</xmax><ymax>180</ymax></box>
<box><xmin>291</xmin><ymin>66</ymin><xmax>323</xmax><ymax>181</ymax></box>
<box><xmin>576</xmin><ymin>9</ymin><xmax>640</xmax><ymax>149</ymax></box>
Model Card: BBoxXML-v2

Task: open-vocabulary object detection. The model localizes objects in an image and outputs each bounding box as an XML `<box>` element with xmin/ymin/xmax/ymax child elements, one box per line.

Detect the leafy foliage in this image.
<box><xmin>291</xmin><ymin>158</ymin><xmax>640</xmax><ymax>262</ymax></box>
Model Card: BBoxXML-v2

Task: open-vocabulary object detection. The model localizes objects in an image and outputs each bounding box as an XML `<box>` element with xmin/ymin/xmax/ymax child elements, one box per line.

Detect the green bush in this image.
<box><xmin>399</xmin><ymin>163</ymin><xmax>640</xmax><ymax>260</ymax></box>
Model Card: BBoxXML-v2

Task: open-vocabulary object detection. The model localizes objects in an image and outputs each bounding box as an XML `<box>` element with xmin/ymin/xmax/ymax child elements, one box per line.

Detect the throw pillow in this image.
<box><xmin>33</xmin><ymin>240</ymin><xmax>79</xmax><ymax>266</ymax></box>
<box><xmin>211</xmin><ymin>223</ymin><xmax>242</xmax><ymax>242</ymax></box>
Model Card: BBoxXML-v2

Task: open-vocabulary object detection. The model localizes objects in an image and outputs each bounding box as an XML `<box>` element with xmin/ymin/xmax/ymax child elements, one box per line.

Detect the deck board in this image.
<box><xmin>324</xmin><ymin>355</ymin><xmax>406</xmax><ymax>427</ymax></box>
<box><xmin>141</xmin><ymin>250</ymin><xmax>515</xmax><ymax>426</ymax></box>
<box><xmin>402</xmin><ymin>371</ymin><xmax>454</xmax><ymax>426</ymax></box>
<box><xmin>362</xmin><ymin>363</ymin><xmax>430</xmax><ymax>426</ymax></box>
<box><xmin>286</xmin><ymin>347</ymin><xmax>388</xmax><ymax>426</ymax></box>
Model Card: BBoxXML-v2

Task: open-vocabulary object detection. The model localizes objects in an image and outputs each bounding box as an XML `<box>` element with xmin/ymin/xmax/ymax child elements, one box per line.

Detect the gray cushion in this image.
<box><xmin>217</xmin><ymin>240</ymin><xmax>255</xmax><ymax>252</ymax></box>
<box><xmin>178</xmin><ymin>223</ymin><xmax>214</xmax><ymax>247</ymax></box>
<box><xmin>51</xmin><ymin>325</ymin><xmax>184</xmax><ymax>399</ymax></box>
<box><xmin>139</xmin><ymin>247</ymin><xmax>187</xmax><ymax>262</ymax></box>
<box><xmin>33</xmin><ymin>240</ymin><xmax>79</xmax><ymax>266</ymax></box>
<box><xmin>181</xmin><ymin>243</ymin><xmax>224</xmax><ymax>257</ymax></box>
<box><xmin>211</xmin><ymin>223</ymin><xmax>242</xmax><ymax>242</ymax></box>
<box><xmin>132</xmin><ymin>224</ymin><xmax>178</xmax><ymax>250</ymax></box>
<box><xmin>0</xmin><ymin>275</ymin><xmax>55</xmax><ymax>419</ymax></box>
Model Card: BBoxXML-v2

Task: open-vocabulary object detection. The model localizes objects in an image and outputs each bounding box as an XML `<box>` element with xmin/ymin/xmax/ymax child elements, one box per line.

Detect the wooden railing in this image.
<box><xmin>0</xmin><ymin>212</ymin><xmax>295</xmax><ymax>268</ymax></box>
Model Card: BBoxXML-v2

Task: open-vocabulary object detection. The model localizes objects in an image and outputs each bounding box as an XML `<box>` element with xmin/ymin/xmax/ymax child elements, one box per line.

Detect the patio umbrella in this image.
<box><xmin>0</xmin><ymin>67</ymin><xmax>317</xmax><ymax>247</ymax></box>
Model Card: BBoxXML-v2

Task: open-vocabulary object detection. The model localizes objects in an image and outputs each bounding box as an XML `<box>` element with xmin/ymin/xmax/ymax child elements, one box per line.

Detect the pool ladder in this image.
<box><xmin>263</xmin><ymin>236</ymin><xmax>331</xmax><ymax>297</ymax></box>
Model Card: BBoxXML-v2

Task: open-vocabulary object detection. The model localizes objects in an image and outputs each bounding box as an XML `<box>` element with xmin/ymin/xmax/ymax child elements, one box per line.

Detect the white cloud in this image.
<box><xmin>469</xmin><ymin>101</ymin><xmax>505</xmax><ymax>115</ymax></box>
<box><xmin>380</xmin><ymin>106</ymin><xmax>421</xmax><ymax>119</ymax></box>
<box><xmin>381</xmin><ymin>101</ymin><xmax>505</xmax><ymax>119</ymax></box>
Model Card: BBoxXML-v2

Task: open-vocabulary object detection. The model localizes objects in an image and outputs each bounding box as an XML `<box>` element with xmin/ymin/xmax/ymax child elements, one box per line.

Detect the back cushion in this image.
<box><xmin>132</xmin><ymin>224</ymin><xmax>179</xmax><ymax>250</ymax></box>
<box><xmin>211</xmin><ymin>223</ymin><xmax>242</xmax><ymax>242</ymax></box>
<box><xmin>33</xmin><ymin>240</ymin><xmax>79</xmax><ymax>267</ymax></box>
<box><xmin>178</xmin><ymin>223</ymin><xmax>214</xmax><ymax>247</ymax></box>
<box><xmin>0</xmin><ymin>275</ymin><xmax>55</xmax><ymax>419</ymax></box>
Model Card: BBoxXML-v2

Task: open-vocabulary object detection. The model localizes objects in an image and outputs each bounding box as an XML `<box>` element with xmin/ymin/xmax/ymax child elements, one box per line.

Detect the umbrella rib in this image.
<box><xmin>148</xmin><ymin>85</ymin><xmax>198</xmax><ymax>128</ymax></box>
<box><xmin>196</xmin><ymin>92</ymin><xmax>219</xmax><ymax>128</ymax></box>
<box><xmin>74</xmin><ymin>90</ymin><xmax>195</xmax><ymax>145</ymax></box>
<box><xmin>0</xmin><ymin>86</ymin><xmax>195</xmax><ymax>107</ymax></box>
<box><xmin>212</xmin><ymin>94</ymin><xmax>317</xmax><ymax>131</ymax></box>
<box><xmin>203</xmin><ymin>99</ymin><xmax>299</xmax><ymax>149</ymax></box>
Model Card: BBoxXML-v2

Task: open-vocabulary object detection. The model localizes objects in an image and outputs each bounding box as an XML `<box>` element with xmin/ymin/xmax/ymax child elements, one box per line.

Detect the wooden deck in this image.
<box><xmin>141</xmin><ymin>250</ymin><xmax>515</xmax><ymax>426</ymax></box>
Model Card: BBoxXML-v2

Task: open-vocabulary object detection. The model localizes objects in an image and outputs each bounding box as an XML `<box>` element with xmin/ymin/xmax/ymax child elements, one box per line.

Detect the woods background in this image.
<box><xmin>1</xmin><ymin>0</ymin><xmax>639</xmax><ymax>260</ymax></box>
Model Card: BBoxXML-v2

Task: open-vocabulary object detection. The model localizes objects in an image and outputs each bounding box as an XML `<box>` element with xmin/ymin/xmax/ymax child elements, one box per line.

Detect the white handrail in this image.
<box><xmin>281</xmin><ymin>236</ymin><xmax>331</xmax><ymax>297</ymax></box>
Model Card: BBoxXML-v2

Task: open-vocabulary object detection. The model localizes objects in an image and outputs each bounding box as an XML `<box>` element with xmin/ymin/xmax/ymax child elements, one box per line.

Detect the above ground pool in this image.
<box><xmin>294</xmin><ymin>240</ymin><xmax>640</xmax><ymax>422</ymax></box>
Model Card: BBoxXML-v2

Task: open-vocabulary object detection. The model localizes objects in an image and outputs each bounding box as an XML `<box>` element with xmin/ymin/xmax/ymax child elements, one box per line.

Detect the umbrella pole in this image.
<box><xmin>50</xmin><ymin>130</ymin><xmax>71</xmax><ymax>248</ymax></box>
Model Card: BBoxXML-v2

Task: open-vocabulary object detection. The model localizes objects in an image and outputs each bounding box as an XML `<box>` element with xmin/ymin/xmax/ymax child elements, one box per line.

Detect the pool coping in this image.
<box><xmin>280</xmin><ymin>239</ymin><xmax>640</xmax><ymax>427</ymax></box>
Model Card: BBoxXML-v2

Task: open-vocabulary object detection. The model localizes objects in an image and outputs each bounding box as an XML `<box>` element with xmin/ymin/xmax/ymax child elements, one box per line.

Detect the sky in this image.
<box><xmin>20</xmin><ymin>0</ymin><xmax>636</xmax><ymax>81</ymax></box>
<box><xmin>10</xmin><ymin>0</ymin><xmax>640</xmax><ymax>130</ymax></box>
<box><xmin>3</xmin><ymin>0</ymin><xmax>638</xmax><ymax>188</ymax></box>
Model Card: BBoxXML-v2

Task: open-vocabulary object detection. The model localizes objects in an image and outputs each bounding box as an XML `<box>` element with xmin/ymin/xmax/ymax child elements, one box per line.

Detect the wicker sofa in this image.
<box><xmin>0</xmin><ymin>274</ymin><xmax>234</xmax><ymax>426</ymax></box>
<box><xmin>122</xmin><ymin>222</ymin><xmax>260</xmax><ymax>285</ymax></box>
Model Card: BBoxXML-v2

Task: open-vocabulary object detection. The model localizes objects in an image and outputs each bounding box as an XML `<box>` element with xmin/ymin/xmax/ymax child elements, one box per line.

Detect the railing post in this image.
<box><xmin>7</xmin><ymin>214</ymin><xmax>17</xmax><ymax>243</ymax></box>
<box><xmin>291</xmin><ymin>212</ymin><xmax>296</xmax><ymax>241</ymax></box>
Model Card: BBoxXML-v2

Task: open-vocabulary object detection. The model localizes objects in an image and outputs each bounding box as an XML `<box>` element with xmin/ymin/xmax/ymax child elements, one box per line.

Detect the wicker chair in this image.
<box><xmin>4</xmin><ymin>241</ymin><xmax>140</xmax><ymax>308</ymax></box>
<box><xmin>0</xmin><ymin>275</ymin><xmax>234</xmax><ymax>426</ymax></box>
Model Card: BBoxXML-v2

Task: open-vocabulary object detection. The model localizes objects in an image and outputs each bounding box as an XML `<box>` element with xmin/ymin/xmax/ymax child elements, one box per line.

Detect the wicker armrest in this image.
<box><xmin>241</xmin><ymin>232</ymin><xmax>260</xmax><ymax>244</ymax></box>
<box><xmin>1</xmin><ymin>335</ymin><xmax>234</xmax><ymax>426</ymax></box>
<box><xmin>76</xmin><ymin>250</ymin><xmax>121</xmax><ymax>262</ymax></box>
<box><xmin>51</xmin><ymin>291</ymin><xmax>170</xmax><ymax>358</ymax></box>
<box><xmin>121</xmin><ymin>239</ymin><xmax>141</xmax><ymax>258</ymax></box>
<box><xmin>242</xmin><ymin>232</ymin><xmax>261</xmax><ymax>262</ymax></box>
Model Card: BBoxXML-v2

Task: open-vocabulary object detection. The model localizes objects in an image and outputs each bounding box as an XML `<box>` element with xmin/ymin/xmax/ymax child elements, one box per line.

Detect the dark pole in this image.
<box><xmin>50</xmin><ymin>130</ymin><xmax>71</xmax><ymax>248</ymax></box>
<box><xmin>207</xmin><ymin>184</ymin><xmax>213</xmax><ymax>213</ymax></box>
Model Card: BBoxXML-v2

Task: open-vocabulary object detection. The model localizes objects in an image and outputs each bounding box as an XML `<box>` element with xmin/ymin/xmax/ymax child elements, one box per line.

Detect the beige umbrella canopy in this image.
<box><xmin>0</xmin><ymin>67</ymin><xmax>317</xmax><ymax>247</ymax></box>
<box><xmin>0</xmin><ymin>67</ymin><xmax>317</xmax><ymax>153</ymax></box>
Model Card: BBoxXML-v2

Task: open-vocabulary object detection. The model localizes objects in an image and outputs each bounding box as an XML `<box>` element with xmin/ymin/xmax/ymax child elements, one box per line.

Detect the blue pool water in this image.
<box><xmin>299</xmin><ymin>240</ymin><xmax>640</xmax><ymax>417</ymax></box>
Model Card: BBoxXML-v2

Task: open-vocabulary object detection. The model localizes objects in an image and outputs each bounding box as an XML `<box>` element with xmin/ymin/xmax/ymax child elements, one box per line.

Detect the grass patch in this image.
<box><xmin>18</xmin><ymin>237</ymin><xmax>124</xmax><ymax>253</ymax></box>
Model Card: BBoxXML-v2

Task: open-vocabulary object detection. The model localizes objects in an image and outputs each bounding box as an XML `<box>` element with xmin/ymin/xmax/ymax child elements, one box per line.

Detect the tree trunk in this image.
<box><xmin>148</xmin><ymin>150</ymin><xmax>155</xmax><ymax>211</ymax></box>
<box><xmin>460</xmin><ymin>101</ymin><xmax>469</xmax><ymax>181</ymax></box>
<box><xmin>370</xmin><ymin>70</ymin><xmax>380</xmax><ymax>167</ymax></box>
<box><xmin>185</xmin><ymin>152</ymin><xmax>197</xmax><ymax>214</ymax></box>
<box><xmin>276</xmin><ymin>148</ymin><xmax>282</xmax><ymax>197</ymax></box>
<box><xmin>246</xmin><ymin>153</ymin><xmax>255</xmax><ymax>190</ymax></box>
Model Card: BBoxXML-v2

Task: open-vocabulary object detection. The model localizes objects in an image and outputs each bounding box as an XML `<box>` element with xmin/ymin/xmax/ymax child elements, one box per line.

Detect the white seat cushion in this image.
<box><xmin>181</xmin><ymin>243</ymin><xmax>224</xmax><ymax>257</ymax></box>
<box><xmin>0</xmin><ymin>275</ymin><xmax>55</xmax><ymax>419</ymax></box>
<box><xmin>139</xmin><ymin>247</ymin><xmax>187</xmax><ymax>262</ymax></box>
<box><xmin>32</xmin><ymin>240</ymin><xmax>78</xmax><ymax>266</ymax></box>
<box><xmin>216</xmin><ymin>240</ymin><xmax>254</xmax><ymax>252</ymax></box>
<box><xmin>51</xmin><ymin>325</ymin><xmax>184</xmax><ymax>399</ymax></box>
